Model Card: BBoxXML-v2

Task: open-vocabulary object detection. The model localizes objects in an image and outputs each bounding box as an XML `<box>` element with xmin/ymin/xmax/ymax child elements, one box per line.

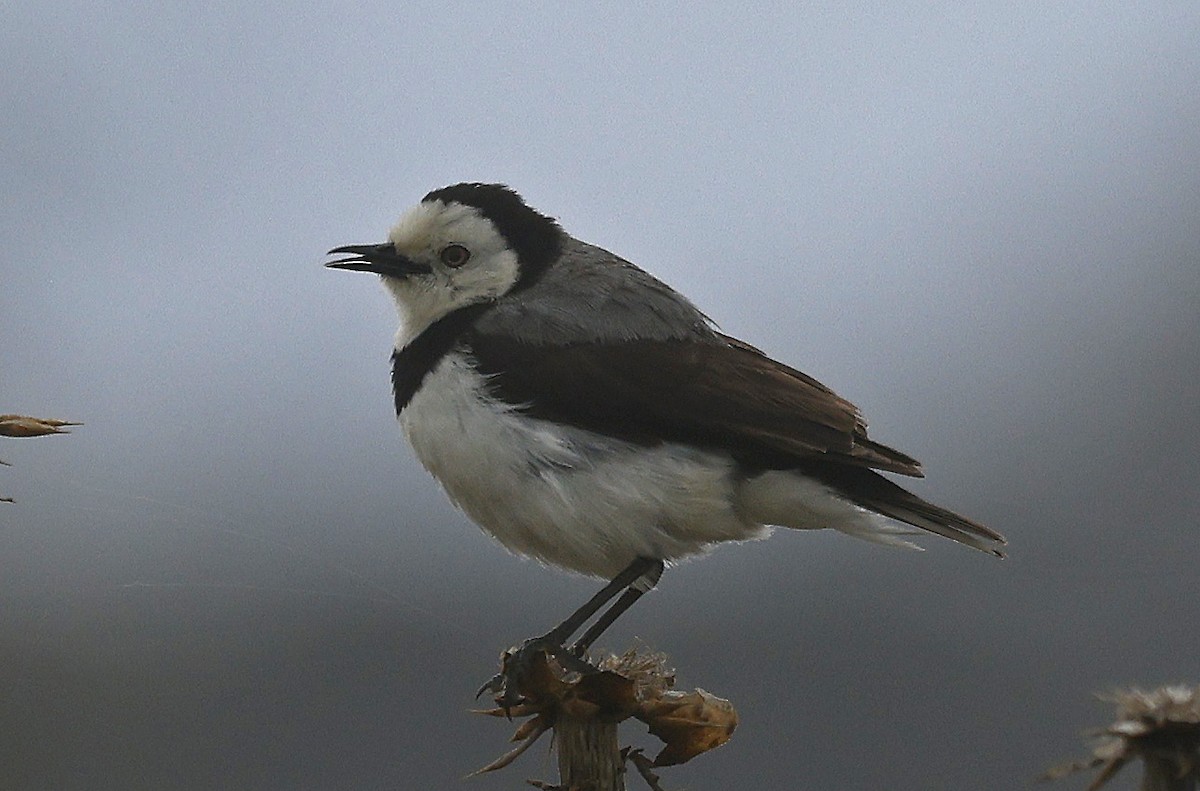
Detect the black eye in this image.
<box><xmin>439</xmin><ymin>244</ymin><xmax>471</xmax><ymax>268</ymax></box>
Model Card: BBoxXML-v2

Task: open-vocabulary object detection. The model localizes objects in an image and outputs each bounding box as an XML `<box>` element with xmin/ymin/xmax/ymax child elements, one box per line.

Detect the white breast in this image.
<box><xmin>399</xmin><ymin>351</ymin><xmax>770</xmax><ymax>578</ymax></box>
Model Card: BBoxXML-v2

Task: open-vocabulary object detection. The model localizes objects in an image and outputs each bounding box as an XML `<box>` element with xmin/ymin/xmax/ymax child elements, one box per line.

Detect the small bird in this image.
<box><xmin>328</xmin><ymin>183</ymin><xmax>1004</xmax><ymax>698</ymax></box>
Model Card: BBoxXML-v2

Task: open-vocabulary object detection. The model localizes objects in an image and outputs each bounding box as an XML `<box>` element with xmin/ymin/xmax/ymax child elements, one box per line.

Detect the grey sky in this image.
<box><xmin>3</xmin><ymin>3</ymin><xmax>1199</xmax><ymax>789</ymax></box>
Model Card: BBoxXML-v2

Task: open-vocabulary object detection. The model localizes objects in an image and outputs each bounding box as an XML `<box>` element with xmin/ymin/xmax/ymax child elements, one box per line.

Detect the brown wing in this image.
<box><xmin>465</xmin><ymin>332</ymin><xmax>925</xmax><ymax>476</ymax></box>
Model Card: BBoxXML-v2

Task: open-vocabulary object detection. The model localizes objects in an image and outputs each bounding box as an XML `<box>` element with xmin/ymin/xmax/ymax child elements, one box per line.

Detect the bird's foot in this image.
<box><xmin>477</xmin><ymin>636</ymin><xmax>599</xmax><ymax>711</ymax></box>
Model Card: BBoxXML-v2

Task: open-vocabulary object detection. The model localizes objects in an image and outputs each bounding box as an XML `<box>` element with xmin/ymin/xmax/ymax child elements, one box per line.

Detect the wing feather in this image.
<box><xmin>465</xmin><ymin>332</ymin><xmax>924</xmax><ymax>476</ymax></box>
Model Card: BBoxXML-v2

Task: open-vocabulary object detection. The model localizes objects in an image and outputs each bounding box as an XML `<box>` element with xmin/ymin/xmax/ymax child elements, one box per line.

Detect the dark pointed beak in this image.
<box><xmin>325</xmin><ymin>243</ymin><xmax>430</xmax><ymax>277</ymax></box>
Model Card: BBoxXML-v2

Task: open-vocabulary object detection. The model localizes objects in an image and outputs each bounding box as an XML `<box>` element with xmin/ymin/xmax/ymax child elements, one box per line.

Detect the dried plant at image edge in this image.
<box><xmin>1</xmin><ymin>414</ymin><xmax>81</xmax><ymax>502</ymax></box>
<box><xmin>1044</xmin><ymin>685</ymin><xmax>1200</xmax><ymax>791</ymax></box>
<box><xmin>471</xmin><ymin>647</ymin><xmax>737</xmax><ymax>789</ymax></box>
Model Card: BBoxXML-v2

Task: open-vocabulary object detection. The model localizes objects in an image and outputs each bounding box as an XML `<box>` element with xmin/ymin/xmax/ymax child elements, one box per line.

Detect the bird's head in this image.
<box><xmin>327</xmin><ymin>183</ymin><xmax>563</xmax><ymax>341</ymax></box>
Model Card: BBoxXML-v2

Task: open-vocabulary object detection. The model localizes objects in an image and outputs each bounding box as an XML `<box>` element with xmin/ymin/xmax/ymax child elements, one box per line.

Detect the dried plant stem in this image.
<box><xmin>1139</xmin><ymin>754</ymin><xmax>1197</xmax><ymax>791</ymax></box>
<box><xmin>624</xmin><ymin>748</ymin><xmax>666</xmax><ymax>791</ymax></box>
<box><xmin>556</xmin><ymin>715</ymin><xmax>624</xmax><ymax>791</ymax></box>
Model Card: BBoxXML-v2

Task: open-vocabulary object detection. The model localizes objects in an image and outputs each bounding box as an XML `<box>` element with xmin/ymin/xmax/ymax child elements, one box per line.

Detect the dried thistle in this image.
<box><xmin>598</xmin><ymin>646</ymin><xmax>675</xmax><ymax>701</ymax></box>
<box><xmin>1044</xmin><ymin>684</ymin><xmax>1200</xmax><ymax>791</ymax></box>
<box><xmin>0</xmin><ymin>415</ymin><xmax>82</xmax><ymax>437</ymax></box>
<box><xmin>1</xmin><ymin>414</ymin><xmax>81</xmax><ymax>501</ymax></box>
<box><xmin>471</xmin><ymin>646</ymin><xmax>736</xmax><ymax>785</ymax></box>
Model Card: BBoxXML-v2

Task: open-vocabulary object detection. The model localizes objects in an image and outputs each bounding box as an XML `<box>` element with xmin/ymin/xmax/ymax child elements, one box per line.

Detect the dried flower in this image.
<box><xmin>0</xmin><ymin>415</ymin><xmax>82</xmax><ymax>437</ymax></box>
<box><xmin>472</xmin><ymin>646</ymin><xmax>737</xmax><ymax>781</ymax></box>
<box><xmin>1</xmin><ymin>414</ymin><xmax>81</xmax><ymax>501</ymax></box>
<box><xmin>1044</xmin><ymin>684</ymin><xmax>1200</xmax><ymax>791</ymax></box>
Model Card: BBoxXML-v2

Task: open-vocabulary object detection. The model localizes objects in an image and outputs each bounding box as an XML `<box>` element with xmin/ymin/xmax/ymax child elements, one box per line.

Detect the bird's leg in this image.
<box><xmin>570</xmin><ymin>559</ymin><xmax>664</xmax><ymax>656</ymax></box>
<box><xmin>478</xmin><ymin>556</ymin><xmax>663</xmax><ymax>706</ymax></box>
<box><xmin>539</xmin><ymin>556</ymin><xmax>661</xmax><ymax>646</ymax></box>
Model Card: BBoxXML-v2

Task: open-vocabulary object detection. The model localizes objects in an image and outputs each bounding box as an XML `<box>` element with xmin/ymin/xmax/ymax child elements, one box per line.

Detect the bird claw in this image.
<box><xmin>476</xmin><ymin>636</ymin><xmax>601</xmax><ymax>711</ymax></box>
<box><xmin>475</xmin><ymin>665</ymin><xmax>520</xmax><ymax>705</ymax></box>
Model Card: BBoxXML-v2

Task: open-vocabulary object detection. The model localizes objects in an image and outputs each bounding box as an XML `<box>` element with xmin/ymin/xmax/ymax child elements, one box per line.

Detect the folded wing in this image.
<box><xmin>465</xmin><ymin>330</ymin><xmax>1005</xmax><ymax>555</ymax></box>
<box><xmin>466</xmin><ymin>331</ymin><xmax>924</xmax><ymax>476</ymax></box>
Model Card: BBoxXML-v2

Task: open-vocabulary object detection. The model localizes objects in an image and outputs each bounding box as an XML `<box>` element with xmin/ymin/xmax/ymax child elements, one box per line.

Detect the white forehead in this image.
<box><xmin>387</xmin><ymin>200</ymin><xmax>506</xmax><ymax>256</ymax></box>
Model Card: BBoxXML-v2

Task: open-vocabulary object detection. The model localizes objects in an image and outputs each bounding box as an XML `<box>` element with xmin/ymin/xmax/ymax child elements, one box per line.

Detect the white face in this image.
<box><xmin>382</xmin><ymin>199</ymin><xmax>520</xmax><ymax>347</ymax></box>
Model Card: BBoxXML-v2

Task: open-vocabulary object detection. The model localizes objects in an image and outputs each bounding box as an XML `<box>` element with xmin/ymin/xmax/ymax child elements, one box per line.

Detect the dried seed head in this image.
<box><xmin>1044</xmin><ymin>684</ymin><xmax>1200</xmax><ymax>790</ymax></box>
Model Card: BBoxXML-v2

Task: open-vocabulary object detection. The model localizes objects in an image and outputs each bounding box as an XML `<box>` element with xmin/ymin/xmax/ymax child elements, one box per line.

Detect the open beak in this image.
<box><xmin>326</xmin><ymin>243</ymin><xmax>430</xmax><ymax>277</ymax></box>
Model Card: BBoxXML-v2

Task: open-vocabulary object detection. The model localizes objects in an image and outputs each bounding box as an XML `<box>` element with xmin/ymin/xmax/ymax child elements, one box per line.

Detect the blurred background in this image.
<box><xmin>2</xmin><ymin>2</ymin><xmax>1198</xmax><ymax>789</ymax></box>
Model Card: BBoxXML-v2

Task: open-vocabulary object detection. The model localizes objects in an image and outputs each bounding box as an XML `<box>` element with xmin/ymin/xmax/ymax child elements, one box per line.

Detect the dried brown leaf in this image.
<box><xmin>472</xmin><ymin>703</ymin><xmax>542</xmax><ymax>719</ymax></box>
<box><xmin>511</xmin><ymin>714</ymin><xmax>551</xmax><ymax>743</ymax></box>
<box><xmin>466</xmin><ymin>717</ymin><xmax>551</xmax><ymax>777</ymax></box>
<box><xmin>599</xmin><ymin>647</ymin><xmax>675</xmax><ymax>700</ymax></box>
<box><xmin>637</xmin><ymin>688</ymin><xmax>738</xmax><ymax>767</ymax></box>
<box><xmin>562</xmin><ymin>670</ymin><xmax>639</xmax><ymax>722</ymax></box>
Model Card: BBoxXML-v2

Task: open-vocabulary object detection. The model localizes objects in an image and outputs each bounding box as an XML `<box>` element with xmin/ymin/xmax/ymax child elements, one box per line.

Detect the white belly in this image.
<box><xmin>399</xmin><ymin>352</ymin><xmax>769</xmax><ymax>578</ymax></box>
